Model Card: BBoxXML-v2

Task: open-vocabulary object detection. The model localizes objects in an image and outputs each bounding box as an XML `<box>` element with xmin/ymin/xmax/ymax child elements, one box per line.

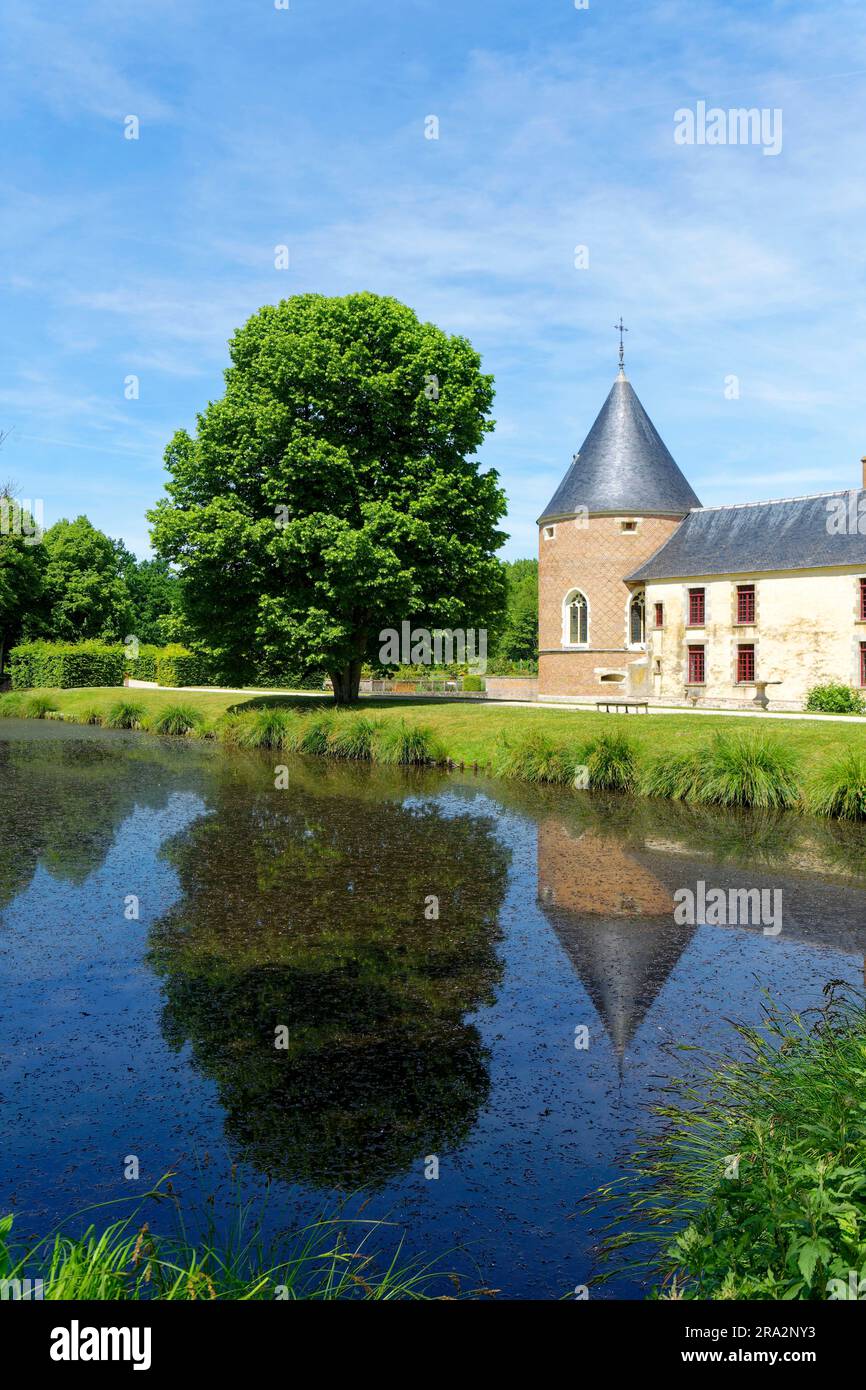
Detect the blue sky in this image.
<box><xmin>2</xmin><ymin>0</ymin><xmax>865</xmax><ymax>558</ymax></box>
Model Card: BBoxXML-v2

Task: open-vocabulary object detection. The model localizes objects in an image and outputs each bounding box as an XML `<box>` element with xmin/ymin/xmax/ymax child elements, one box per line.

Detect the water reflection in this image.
<box><xmin>147</xmin><ymin>759</ymin><xmax>510</xmax><ymax>1188</ymax></box>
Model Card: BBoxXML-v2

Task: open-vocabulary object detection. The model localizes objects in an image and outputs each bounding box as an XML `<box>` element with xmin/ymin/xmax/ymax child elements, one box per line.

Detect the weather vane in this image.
<box><xmin>614</xmin><ymin>317</ymin><xmax>628</xmax><ymax>372</ymax></box>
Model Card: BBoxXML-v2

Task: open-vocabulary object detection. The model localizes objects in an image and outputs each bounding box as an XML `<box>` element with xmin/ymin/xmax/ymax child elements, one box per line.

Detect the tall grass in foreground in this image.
<box><xmin>640</xmin><ymin>749</ymin><xmax>704</xmax><ymax>801</ymax></box>
<box><xmin>642</xmin><ymin>734</ymin><xmax>800</xmax><ymax>810</ymax></box>
<box><xmin>0</xmin><ymin>1178</ymin><xmax>450</xmax><ymax>1300</ymax></box>
<box><xmin>492</xmin><ymin>730</ymin><xmax>576</xmax><ymax>785</ymax></box>
<box><xmin>808</xmin><ymin>750</ymin><xmax>866</xmax><ymax>821</ymax></box>
<box><xmin>589</xmin><ymin>987</ymin><xmax>866</xmax><ymax>1300</ymax></box>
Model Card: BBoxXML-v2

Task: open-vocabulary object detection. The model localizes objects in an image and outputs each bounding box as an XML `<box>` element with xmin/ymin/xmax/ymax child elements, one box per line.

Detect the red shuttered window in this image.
<box><xmin>737</xmin><ymin>584</ymin><xmax>755</xmax><ymax>624</ymax></box>
<box><xmin>861</xmin><ymin>642</ymin><xmax>866</xmax><ymax>687</ymax></box>
<box><xmin>687</xmin><ymin>645</ymin><xmax>705</xmax><ymax>684</ymax></box>
<box><xmin>654</xmin><ymin>602</ymin><xmax>664</xmax><ymax>628</ymax></box>
<box><xmin>860</xmin><ymin>579</ymin><xmax>866</xmax><ymax>621</ymax></box>
<box><xmin>737</xmin><ymin>644</ymin><xmax>755</xmax><ymax>683</ymax></box>
<box><xmin>688</xmin><ymin>588</ymin><xmax>705</xmax><ymax>626</ymax></box>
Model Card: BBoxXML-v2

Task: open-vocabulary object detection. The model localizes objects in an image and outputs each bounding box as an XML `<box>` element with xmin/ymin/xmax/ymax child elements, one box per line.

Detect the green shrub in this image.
<box><xmin>462</xmin><ymin>674</ymin><xmax>485</xmax><ymax>692</ymax></box>
<box><xmin>805</xmin><ymin>683</ymin><xmax>865</xmax><ymax>715</ymax></box>
<box><xmin>328</xmin><ymin>714</ymin><xmax>382</xmax><ymax>760</ymax></box>
<box><xmin>492</xmin><ymin>731</ymin><xmax>575</xmax><ymax>785</ymax></box>
<box><xmin>9</xmin><ymin>640</ymin><xmax>125</xmax><ymax>690</ymax></box>
<box><xmin>103</xmin><ymin>701</ymin><xmax>146</xmax><ymax>730</ymax></box>
<box><xmin>373</xmin><ymin>720</ymin><xmax>444</xmax><ymax>766</ymax></box>
<box><xmin>22</xmin><ymin>695</ymin><xmax>58</xmax><ymax>718</ymax></box>
<box><xmin>156</xmin><ymin>650</ymin><xmax>210</xmax><ymax>688</ymax></box>
<box><xmin>693</xmin><ymin>733</ymin><xmax>801</xmax><ymax>810</ymax></box>
<box><xmin>151</xmin><ymin>704</ymin><xmax>206</xmax><ymax>736</ymax></box>
<box><xmin>582</xmin><ymin>731</ymin><xmax>638</xmax><ymax>792</ymax></box>
<box><xmin>809</xmin><ymin>750</ymin><xmax>866</xmax><ymax>820</ymax></box>
<box><xmin>0</xmin><ymin>692</ymin><xmax>23</xmax><ymax>717</ymax></box>
<box><xmin>125</xmin><ymin>643</ymin><xmax>161</xmax><ymax>682</ymax></box>
<box><xmin>640</xmin><ymin>750</ymin><xmax>704</xmax><ymax>801</ymax></box>
<box><xmin>592</xmin><ymin>993</ymin><xmax>866</xmax><ymax>1300</ymax></box>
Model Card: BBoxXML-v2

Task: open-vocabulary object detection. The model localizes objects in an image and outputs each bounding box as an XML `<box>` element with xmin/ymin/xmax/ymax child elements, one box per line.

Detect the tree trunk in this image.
<box><xmin>330</xmin><ymin>659</ymin><xmax>362</xmax><ymax>706</ymax></box>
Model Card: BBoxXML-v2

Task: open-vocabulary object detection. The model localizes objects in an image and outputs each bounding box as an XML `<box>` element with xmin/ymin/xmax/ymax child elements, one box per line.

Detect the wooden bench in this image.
<box><xmin>595</xmin><ymin>698</ymin><xmax>649</xmax><ymax>714</ymax></box>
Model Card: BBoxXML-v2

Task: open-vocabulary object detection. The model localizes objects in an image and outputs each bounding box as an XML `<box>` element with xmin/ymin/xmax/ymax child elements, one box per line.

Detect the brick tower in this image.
<box><xmin>537</xmin><ymin>357</ymin><xmax>700</xmax><ymax>699</ymax></box>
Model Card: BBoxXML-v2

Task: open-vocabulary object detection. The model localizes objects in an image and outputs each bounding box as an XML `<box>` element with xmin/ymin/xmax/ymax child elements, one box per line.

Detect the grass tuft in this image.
<box><xmin>0</xmin><ymin>692</ymin><xmax>24</xmax><ymax>717</ymax></box>
<box><xmin>151</xmin><ymin>704</ymin><xmax>206</xmax><ymax>736</ymax></box>
<box><xmin>373</xmin><ymin>720</ymin><xmax>444</xmax><ymax>766</ymax></box>
<box><xmin>582</xmin><ymin>731</ymin><xmax>638</xmax><ymax>792</ymax></box>
<box><xmin>103</xmin><ymin>701</ymin><xmax>146</xmax><ymax>730</ymax></box>
<box><xmin>21</xmin><ymin>694</ymin><xmax>58</xmax><ymax>719</ymax></box>
<box><xmin>328</xmin><ymin>713</ymin><xmax>382</xmax><ymax>760</ymax></box>
<box><xmin>808</xmin><ymin>750</ymin><xmax>866</xmax><ymax>821</ymax></box>
<box><xmin>692</xmin><ymin>733</ymin><xmax>801</xmax><ymax>810</ymax></box>
<box><xmin>290</xmin><ymin>713</ymin><xmax>336</xmax><ymax>756</ymax></box>
<box><xmin>492</xmin><ymin>730</ymin><xmax>575</xmax><ymax>785</ymax></box>
<box><xmin>640</xmin><ymin>749</ymin><xmax>704</xmax><ymax>801</ymax></box>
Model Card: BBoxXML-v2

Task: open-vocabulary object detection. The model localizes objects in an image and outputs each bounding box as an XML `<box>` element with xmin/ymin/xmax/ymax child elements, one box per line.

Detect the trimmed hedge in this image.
<box><xmin>125</xmin><ymin>643</ymin><xmax>161</xmax><ymax>682</ymax></box>
<box><xmin>9</xmin><ymin>641</ymin><xmax>125</xmax><ymax>690</ymax></box>
<box><xmin>156</xmin><ymin>651</ymin><xmax>209</xmax><ymax>687</ymax></box>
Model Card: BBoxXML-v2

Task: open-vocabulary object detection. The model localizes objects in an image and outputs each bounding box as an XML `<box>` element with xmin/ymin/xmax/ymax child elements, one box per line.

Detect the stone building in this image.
<box><xmin>537</xmin><ymin>362</ymin><xmax>866</xmax><ymax>709</ymax></box>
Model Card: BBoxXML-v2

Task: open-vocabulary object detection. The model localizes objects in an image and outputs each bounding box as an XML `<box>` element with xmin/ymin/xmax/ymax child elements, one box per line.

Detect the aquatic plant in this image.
<box><xmin>103</xmin><ymin>701</ymin><xmax>147</xmax><ymax>730</ymax></box>
<box><xmin>582</xmin><ymin>731</ymin><xmax>638</xmax><ymax>792</ymax></box>
<box><xmin>691</xmin><ymin>733</ymin><xmax>801</xmax><ymax>810</ymax></box>
<box><xmin>0</xmin><ymin>1176</ymin><xmax>448</xmax><ymax>1301</ymax></box>
<box><xmin>372</xmin><ymin>720</ymin><xmax>444</xmax><ymax>766</ymax></box>
<box><xmin>151</xmin><ymin>704</ymin><xmax>206</xmax><ymax>736</ymax></box>
<box><xmin>328</xmin><ymin>713</ymin><xmax>382</xmax><ymax>760</ymax></box>
<box><xmin>590</xmin><ymin>988</ymin><xmax>866</xmax><ymax>1300</ymax></box>
<box><xmin>808</xmin><ymin>750</ymin><xmax>866</xmax><ymax>821</ymax></box>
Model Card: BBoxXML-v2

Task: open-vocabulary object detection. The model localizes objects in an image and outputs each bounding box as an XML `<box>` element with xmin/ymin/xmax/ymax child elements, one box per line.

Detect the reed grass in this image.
<box><xmin>21</xmin><ymin>694</ymin><xmax>58</xmax><ymax>719</ymax></box>
<box><xmin>0</xmin><ymin>1177</ymin><xmax>449</xmax><ymax>1301</ymax></box>
<box><xmin>492</xmin><ymin>730</ymin><xmax>576</xmax><ymax>784</ymax></box>
<box><xmin>640</xmin><ymin>749</ymin><xmax>704</xmax><ymax>801</ymax></box>
<box><xmin>693</xmin><ymin>733</ymin><xmax>801</xmax><ymax>810</ymax></box>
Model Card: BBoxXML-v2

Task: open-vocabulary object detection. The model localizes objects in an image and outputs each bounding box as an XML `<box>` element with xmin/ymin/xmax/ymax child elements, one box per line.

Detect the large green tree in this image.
<box><xmin>36</xmin><ymin>516</ymin><xmax>133</xmax><ymax>642</ymax></box>
<box><xmin>113</xmin><ymin>541</ymin><xmax>181</xmax><ymax>645</ymax></box>
<box><xmin>149</xmin><ymin>293</ymin><xmax>507</xmax><ymax>701</ymax></box>
<box><xmin>495</xmin><ymin>558</ymin><xmax>538</xmax><ymax>662</ymax></box>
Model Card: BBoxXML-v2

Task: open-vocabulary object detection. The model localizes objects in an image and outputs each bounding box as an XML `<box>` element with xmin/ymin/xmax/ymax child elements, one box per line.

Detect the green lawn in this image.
<box><xmin>8</xmin><ymin>685</ymin><xmax>866</xmax><ymax>776</ymax></box>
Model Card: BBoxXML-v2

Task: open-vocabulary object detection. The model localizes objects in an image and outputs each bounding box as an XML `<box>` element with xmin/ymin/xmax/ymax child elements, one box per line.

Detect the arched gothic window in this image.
<box><xmin>565</xmin><ymin>590</ymin><xmax>589</xmax><ymax>645</ymax></box>
<box><xmin>629</xmin><ymin>591</ymin><xmax>646</xmax><ymax>645</ymax></box>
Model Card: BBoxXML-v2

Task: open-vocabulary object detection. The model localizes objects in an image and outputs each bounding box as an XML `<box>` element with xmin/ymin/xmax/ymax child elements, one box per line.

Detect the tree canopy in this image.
<box><xmin>0</xmin><ymin>487</ymin><xmax>46</xmax><ymax>674</ymax></box>
<box><xmin>149</xmin><ymin>292</ymin><xmax>508</xmax><ymax>700</ymax></box>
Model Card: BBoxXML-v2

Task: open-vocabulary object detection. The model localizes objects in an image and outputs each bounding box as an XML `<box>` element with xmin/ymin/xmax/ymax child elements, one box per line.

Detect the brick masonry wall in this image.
<box><xmin>538</xmin><ymin>513</ymin><xmax>684</xmax><ymax>697</ymax></box>
<box><xmin>484</xmin><ymin>676</ymin><xmax>538</xmax><ymax>700</ymax></box>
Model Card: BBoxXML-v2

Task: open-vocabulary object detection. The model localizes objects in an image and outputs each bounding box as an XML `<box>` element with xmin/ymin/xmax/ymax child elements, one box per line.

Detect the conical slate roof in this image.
<box><xmin>538</xmin><ymin>371</ymin><xmax>701</xmax><ymax>523</ymax></box>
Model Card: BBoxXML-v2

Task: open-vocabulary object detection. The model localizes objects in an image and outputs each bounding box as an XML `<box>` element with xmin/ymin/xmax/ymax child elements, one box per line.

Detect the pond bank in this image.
<box><xmin>2</xmin><ymin>685</ymin><xmax>865</xmax><ymax>819</ymax></box>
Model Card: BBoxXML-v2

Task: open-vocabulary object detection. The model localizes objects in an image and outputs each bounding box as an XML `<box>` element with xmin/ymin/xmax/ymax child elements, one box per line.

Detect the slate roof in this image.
<box><xmin>626</xmin><ymin>490</ymin><xmax>866</xmax><ymax>582</ymax></box>
<box><xmin>538</xmin><ymin>372</ymin><xmax>702</xmax><ymax>523</ymax></box>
